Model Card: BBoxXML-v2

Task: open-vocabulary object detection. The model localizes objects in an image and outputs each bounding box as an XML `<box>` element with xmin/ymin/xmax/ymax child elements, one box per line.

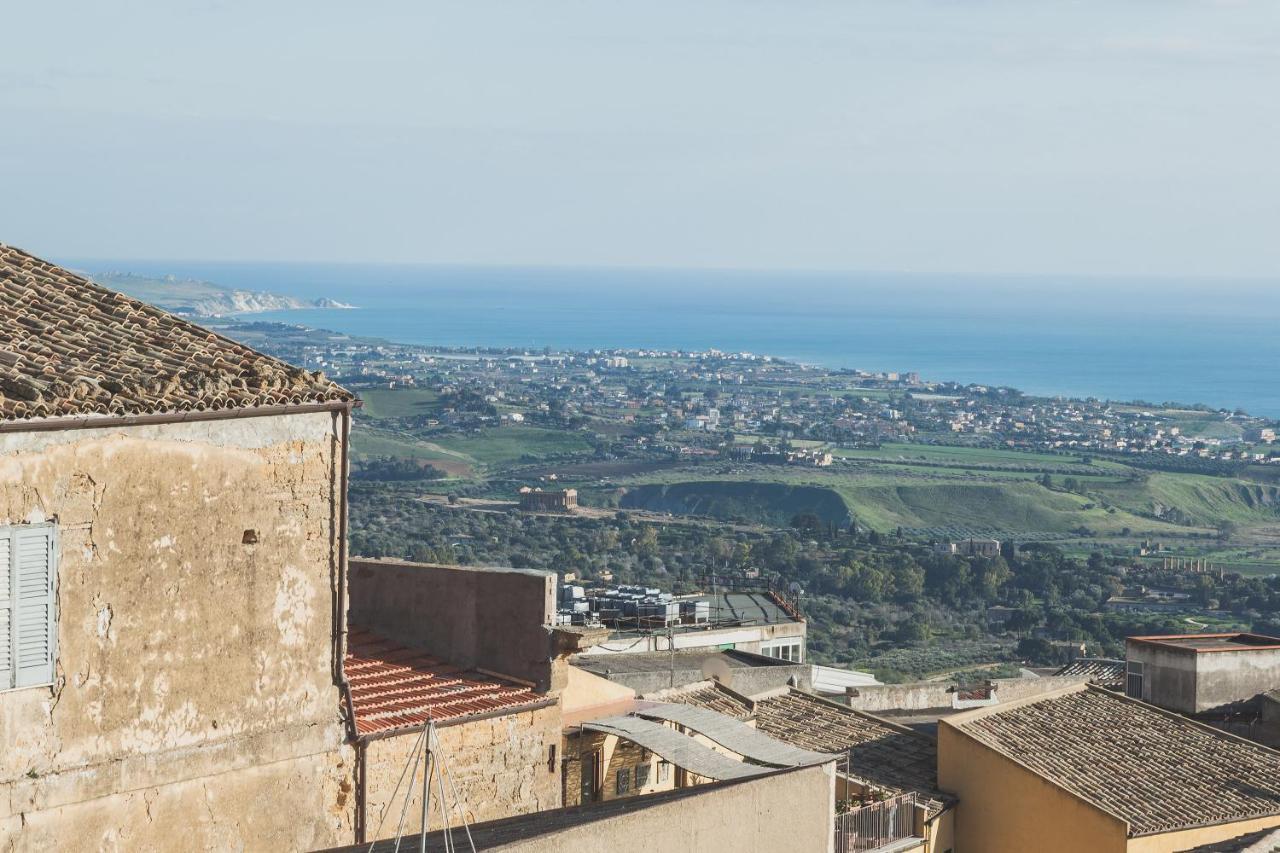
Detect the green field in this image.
<box><xmin>353</xmin><ymin>424</ymin><xmax>591</xmax><ymax>475</ymax></box>
<box><xmin>442</xmin><ymin>427</ymin><xmax>592</xmax><ymax>467</ymax></box>
<box><xmin>357</xmin><ymin>388</ymin><xmax>442</xmax><ymax>419</ymax></box>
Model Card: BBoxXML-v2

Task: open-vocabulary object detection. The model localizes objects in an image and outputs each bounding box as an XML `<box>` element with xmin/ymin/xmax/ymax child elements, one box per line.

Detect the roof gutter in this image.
<box><xmin>0</xmin><ymin>399</ymin><xmax>360</xmax><ymax>434</ymax></box>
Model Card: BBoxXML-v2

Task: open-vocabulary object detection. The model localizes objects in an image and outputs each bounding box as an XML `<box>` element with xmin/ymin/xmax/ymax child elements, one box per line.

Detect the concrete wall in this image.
<box><xmin>937</xmin><ymin>720</ymin><xmax>1129</xmax><ymax>853</ymax></box>
<box><xmin>581</xmin><ymin>657</ymin><xmax>809</xmax><ymax>698</ymax></box>
<box><xmin>507</xmin><ymin>764</ymin><xmax>835</xmax><ymax>853</ymax></box>
<box><xmin>843</xmin><ymin>675</ymin><xmax>1087</xmax><ymax>714</ymax></box>
<box><xmin>585</xmin><ymin>620</ymin><xmax>807</xmax><ymax>658</ymax></box>
<box><xmin>1191</xmin><ymin>647</ymin><xmax>1280</xmax><ymax>714</ymax></box>
<box><xmin>0</xmin><ymin>412</ymin><xmax>354</xmax><ymax>850</ymax></box>
<box><xmin>362</xmin><ymin>704</ymin><xmax>561</xmax><ymax>834</ymax></box>
<box><xmin>1127</xmin><ymin>643</ymin><xmax>1199</xmax><ymax>714</ymax></box>
<box><xmin>1126</xmin><ymin>641</ymin><xmax>1280</xmax><ymax>715</ymax></box>
<box><xmin>349</xmin><ymin>559</ymin><xmax>558</xmax><ymax>690</ymax></box>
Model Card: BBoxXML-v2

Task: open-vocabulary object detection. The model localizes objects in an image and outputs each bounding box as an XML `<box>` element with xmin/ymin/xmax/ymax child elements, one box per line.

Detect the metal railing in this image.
<box><xmin>834</xmin><ymin>793</ymin><xmax>918</xmax><ymax>853</ymax></box>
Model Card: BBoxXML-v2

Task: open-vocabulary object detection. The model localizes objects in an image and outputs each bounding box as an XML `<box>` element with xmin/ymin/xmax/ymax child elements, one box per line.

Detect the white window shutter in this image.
<box><xmin>0</xmin><ymin>530</ymin><xmax>11</xmax><ymax>689</ymax></box>
<box><xmin>12</xmin><ymin>525</ymin><xmax>56</xmax><ymax>688</ymax></box>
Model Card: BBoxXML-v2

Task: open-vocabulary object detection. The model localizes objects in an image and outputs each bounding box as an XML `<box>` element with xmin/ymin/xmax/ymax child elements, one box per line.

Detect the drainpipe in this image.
<box><xmin>333</xmin><ymin>403</ymin><xmax>363</xmax><ymax>840</ymax></box>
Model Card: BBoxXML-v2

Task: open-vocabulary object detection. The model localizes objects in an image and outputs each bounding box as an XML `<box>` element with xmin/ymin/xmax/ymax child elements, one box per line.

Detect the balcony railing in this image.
<box><xmin>834</xmin><ymin>793</ymin><xmax>919</xmax><ymax>853</ymax></box>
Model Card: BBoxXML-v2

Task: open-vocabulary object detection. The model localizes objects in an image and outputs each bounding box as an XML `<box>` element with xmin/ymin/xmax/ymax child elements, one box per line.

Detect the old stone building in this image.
<box><xmin>0</xmin><ymin>247</ymin><xmax>592</xmax><ymax>850</ymax></box>
<box><xmin>0</xmin><ymin>245</ymin><xmax>359</xmax><ymax>848</ymax></box>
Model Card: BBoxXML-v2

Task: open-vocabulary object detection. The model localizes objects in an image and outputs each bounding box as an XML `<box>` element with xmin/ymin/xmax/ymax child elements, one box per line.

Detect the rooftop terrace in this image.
<box><xmin>1129</xmin><ymin>633</ymin><xmax>1280</xmax><ymax>654</ymax></box>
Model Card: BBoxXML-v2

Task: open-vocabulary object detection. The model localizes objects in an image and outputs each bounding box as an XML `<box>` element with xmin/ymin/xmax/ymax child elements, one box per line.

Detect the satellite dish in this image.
<box><xmin>701</xmin><ymin>656</ymin><xmax>734</xmax><ymax>689</ymax></box>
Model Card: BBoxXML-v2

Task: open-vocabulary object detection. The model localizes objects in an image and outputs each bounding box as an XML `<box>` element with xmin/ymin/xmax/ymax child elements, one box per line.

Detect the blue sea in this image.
<box><xmin>70</xmin><ymin>261</ymin><xmax>1280</xmax><ymax>418</ymax></box>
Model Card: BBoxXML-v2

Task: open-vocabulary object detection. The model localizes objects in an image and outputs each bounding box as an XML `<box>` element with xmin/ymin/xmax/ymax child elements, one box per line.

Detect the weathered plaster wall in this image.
<box><xmin>494</xmin><ymin>764</ymin><xmax>835</xmax><ymax>853</ymax></box>
<box><xmin>0</xmin><ymin>412</ymin><xmax>354</xmax><ymax>850</ymax></box>
<box><xmin>348</xmin><ymin>559</ymin><xmax>557</xmax><ymax>690</ymax></box>
<box><xmin>363</xmin><ymin>704</ymin><xmax>561</xmax><ymax>834</ymax></box>
<box><xmin>1191</xmin><ymin>648</ymin><xmax>1280</xmax><ymax>714</ymax></box>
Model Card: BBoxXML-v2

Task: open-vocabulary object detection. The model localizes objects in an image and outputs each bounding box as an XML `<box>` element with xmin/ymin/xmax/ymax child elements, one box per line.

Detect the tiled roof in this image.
<box><xmin>953</xmin><ymin>685</ymin><xmax>1280</xmax><ymax>836</ymax></box>
<box><xmin>345</xmin><ymin>628</ymin><xmax>550</xmax><ymax>737</ymax></box>
<box><xmin>1176</xmin><ymin>827</ymin><xmax>1280</xmax><ymax>853</ymax></box>
<box><xmin>0</xmin><ymin>244</ymin><xmax>351</xmax><ymax>422</ymax></box>
<box><xmin>678</xmin><ymin>685</ymin><xmax>948</xmax><ymax>814</ymax></box>
<box><xmin>1054</xmin><ymin>657</ymin><xmax>1126</xmax><ymax>688</ymax></box>
<box><xmin>671</xmin><ymin>685</ymin><xmax>754</xmax><ymax>720</ymax></box>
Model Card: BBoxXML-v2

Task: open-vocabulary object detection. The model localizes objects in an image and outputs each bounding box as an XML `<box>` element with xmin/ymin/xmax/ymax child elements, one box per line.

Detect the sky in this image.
<box><xmin>2</xmin><ymin>0</ymin><xmax>1279</xmax><ymax>277</ymax></box>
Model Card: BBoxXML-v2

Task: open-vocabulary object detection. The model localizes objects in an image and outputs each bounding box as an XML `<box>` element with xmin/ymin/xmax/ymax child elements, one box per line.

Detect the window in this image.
<box><xmin>657</xmin><ymin>761</ymin><xmax>671</xmax><ymax>783</ymax></box>
<box><xmin>1126</xmin><ymin>660</ymin><xmax>1144</xmax><ymax>699</ymax></box>
<box><xmin>634</xmin><ymin>763</ymin><xmax>650</xmax><ymax>789</ymax></box>
<box><xmin>762</xmin><ymin>640</ymin><xmax>802</xmax><ymax>663</ymax></box>
<box><xmin>1</xmin><ymin>523</ymin><xmax>58</xmax><ymax>692</ymax></box>
<box><xmin>615</xmin><ymin>768</ymin><xmax>630</xmax><ymax>795</ymax></box>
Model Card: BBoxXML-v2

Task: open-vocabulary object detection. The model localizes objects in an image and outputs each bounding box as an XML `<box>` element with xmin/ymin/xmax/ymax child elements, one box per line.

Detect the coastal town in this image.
<box><xmin>3</xmin><ymin>247</ymin><xmax>1279</xmax><ymax>853</ymax></box>
<box><xmin>225</xmin><ymin>321</ymin><xmax>1280</xmax><ymax>468</ymax></box>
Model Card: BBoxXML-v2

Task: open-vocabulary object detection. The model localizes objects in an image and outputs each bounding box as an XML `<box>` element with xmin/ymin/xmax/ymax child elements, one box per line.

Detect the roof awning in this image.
<box><xmin>634</xmin><ymin>703</ymin><xmax>836</xmax><ymax>767</ymax></box>
<box><xmin>580</xmin><ymin>716</ymin><xmax>773</xmax><ymax>781</ymax></box>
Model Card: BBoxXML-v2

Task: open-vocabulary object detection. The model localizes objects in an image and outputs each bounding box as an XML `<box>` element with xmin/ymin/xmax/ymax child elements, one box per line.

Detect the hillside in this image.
<box><xmin>90</xmin><ymin>271</ymin><xmax>354</xmax><ymax>317</ymax></box>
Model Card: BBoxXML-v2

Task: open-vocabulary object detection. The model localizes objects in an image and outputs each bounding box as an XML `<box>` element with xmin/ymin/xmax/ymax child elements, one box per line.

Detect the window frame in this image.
<box><xmin>1</xmin><ymin>522</ymin><xmax>59</xmax><ymax>693</ymax></box>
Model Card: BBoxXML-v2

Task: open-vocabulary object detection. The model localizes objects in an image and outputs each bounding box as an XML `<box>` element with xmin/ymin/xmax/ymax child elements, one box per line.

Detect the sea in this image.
<box><xmin>70</xmin><ymin>261</ymin><xmax>1280</xmax><ymax>418</ymax></box>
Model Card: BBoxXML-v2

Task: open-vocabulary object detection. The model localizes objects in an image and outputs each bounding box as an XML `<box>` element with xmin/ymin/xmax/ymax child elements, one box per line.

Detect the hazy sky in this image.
<box><xmin>3</xmin><ymin>1</ymin><xmax>1279</xmax><ymax>276</ymax></box>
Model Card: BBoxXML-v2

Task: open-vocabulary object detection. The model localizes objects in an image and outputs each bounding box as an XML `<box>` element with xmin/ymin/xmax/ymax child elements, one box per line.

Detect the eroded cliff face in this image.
<box><xmin>0</xmin><ymin>412</ymin><xmax>354</xmax><ymax>850</ymax></box>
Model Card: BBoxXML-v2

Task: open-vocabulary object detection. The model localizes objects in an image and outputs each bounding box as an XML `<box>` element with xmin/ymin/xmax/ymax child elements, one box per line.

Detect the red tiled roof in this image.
<box><xmin>345</xmin><ymin>628</ymin><xmax>548</xmax><ymax>737</ymax></box>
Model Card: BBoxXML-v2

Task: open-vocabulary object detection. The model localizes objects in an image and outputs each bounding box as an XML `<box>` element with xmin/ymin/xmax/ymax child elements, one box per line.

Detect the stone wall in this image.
<box><xmin>348</xmin><ymin>559</ymin><xmax>558</xmax><ymax>690</ymax></box>
<box><xmin>362</xmin><ymin>704</ymin><xmax>562</xmax><ymax>834</ymax></box>
<box><xmin>0</xmin><ymin>412</ymin><xmax>354</xmax><ymax>850</ymax></box>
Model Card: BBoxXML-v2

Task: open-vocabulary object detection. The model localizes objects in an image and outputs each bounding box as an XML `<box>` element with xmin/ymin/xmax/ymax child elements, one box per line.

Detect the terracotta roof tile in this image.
<box><xmin>1054</xmin><ymin>657</ymin><xmax>1126</xmax><ymax>689</ymax></box>
<box><xmin>676</xmin><ymin>684</ymin><xmax>948</xmax><ymax>814</ymax></box>
<box><xmin>955</xmin><ymin>685</ymin><xmax>1280</xmax><ymax>836</ymax></box>
<box><xmin>0</xmin><ymin>244</ymin><xmax>352</xmax><ymax>422</ymax></box>
<box><xmin>345</xmin><ymin>628</ymin><xmax>548</xmax><ymax>737</ymax></box>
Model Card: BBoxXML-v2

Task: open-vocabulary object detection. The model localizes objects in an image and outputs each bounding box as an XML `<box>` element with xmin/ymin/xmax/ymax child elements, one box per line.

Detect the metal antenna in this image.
<box><xmin>420</xmin><ymin>720</ymin><xmax>433</xmax><ymax>853</ymax></box>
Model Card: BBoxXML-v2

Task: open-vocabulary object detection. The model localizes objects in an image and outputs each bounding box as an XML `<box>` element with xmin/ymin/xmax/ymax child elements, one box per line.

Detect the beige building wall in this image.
<box><xmin>0</xmin><ymin>412</ymin><xmax>354</xmax><ymax>850</ymax></box>
<box><xmin>362</xmin><ymin>704</ymin><xmax>562</xmax><ymax>836</ymax></box>
<box><xmin>937</xmin><ymin>721</ymin><xmax>1129</xmax><ymax>853</ymax></box>
<box><xmin>492</xmin><ymin>764</ymin><xmax>835</xmax><ymax>853</ymax></box>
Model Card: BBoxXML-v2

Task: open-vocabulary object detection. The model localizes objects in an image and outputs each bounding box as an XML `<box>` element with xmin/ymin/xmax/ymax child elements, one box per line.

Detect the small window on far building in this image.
<box><xmin>616</xmin><ymin>768</ymin><xmax>630</xmax><ymax>795</ymax></box>
<box><xmin>634</xmin><ymin>763</ymin><xmax>650</xmax><ymax>789</ymax></box>
<box><xmin>1126</xmin><ymin>660</ymin><xmax>1144</xmax><ymax>699</ymax></box>
<box><xmin>762</xmin><ymin>639</ymin><xmax>802</xmax><ymax>663</ymax></box>
<box><xmin>657</xmin><ymin>761</ymin><xmax>671</xmax><ymax>783</ymax></box>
